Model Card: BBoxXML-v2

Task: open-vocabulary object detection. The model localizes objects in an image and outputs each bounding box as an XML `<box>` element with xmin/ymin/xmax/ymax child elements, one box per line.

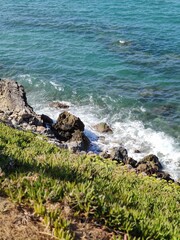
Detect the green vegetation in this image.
<box><xmin>0</xmin><ymin>122</ymin><xmax>180</xmax><ymax>240</ymax></box>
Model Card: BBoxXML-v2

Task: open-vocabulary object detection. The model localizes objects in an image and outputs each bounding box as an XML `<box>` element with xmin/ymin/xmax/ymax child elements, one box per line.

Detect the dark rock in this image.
<box><xmin>52</xmin><ymin>111</ymin><xmax>84</xmax><ymax>141</ymax></box>
<box><xmin>49</xmin><ymin>101</ymin><xmax>69</xmax><ymax>109</ymax></box>
<box><xmin>124</xmin><ymin>157</ymin><xmax>137</xmax><ymax>168</ymax></box>
<box><xmin>109</xmin><ymin>146</ymin><xmax>128</xmax><ymax>163</ymax></box>
<box><xmin>93</xmin><ymin>122</ymin><xmax>112</xmax><ymax>133</ymax></box>
<box><xmin>136</xmin><ymin>154</ymin><xmax>162</xmax><ymax>175</ymax></box>
<box><xmin>41</xmin><ymin>114</ymin><xmax>53</xmax><ymax>126</ymax></box>
<box><xmin>52</xmin><ymin>111</ymin><xmax>90</xmax><ymax>151</ymax></box>
<box><xmin>155</xmin><ymin>171</ymin><xmax>174</xmax><ymax>181</ymax></box>
<box><xmin>134</xmin><ymin>149</ymin><xmax>141</xmax><ymax>153</ymax></box>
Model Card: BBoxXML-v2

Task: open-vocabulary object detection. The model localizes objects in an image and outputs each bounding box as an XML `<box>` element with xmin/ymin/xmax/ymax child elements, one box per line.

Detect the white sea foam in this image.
<box><xmin>18</xmin><ymin>74</ymin><xmax>33</xmax><ymax>84</ymax></box>
<box><xmin>34</xmin><ymin>102</ymin><xmax>180</xmax><ymax>180</ymax></box>
<box><xmin>50</xmin><ymin>81</ymin><xmax>64</xmax><ymax>91</ymax></box>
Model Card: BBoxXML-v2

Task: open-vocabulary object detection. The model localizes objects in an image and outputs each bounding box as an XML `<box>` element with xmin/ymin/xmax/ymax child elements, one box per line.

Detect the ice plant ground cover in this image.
<box><xmin>0</xmin><ymin>122</ymin><xmax>179</xmax><ymax>240</ymax></box>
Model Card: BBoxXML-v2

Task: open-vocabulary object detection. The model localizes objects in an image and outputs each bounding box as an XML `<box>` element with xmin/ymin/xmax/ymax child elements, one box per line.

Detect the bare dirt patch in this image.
<box><xmin>0</xmin><ymin>197</ymin><xmax>54</xmax><ymax>240</ymax></box>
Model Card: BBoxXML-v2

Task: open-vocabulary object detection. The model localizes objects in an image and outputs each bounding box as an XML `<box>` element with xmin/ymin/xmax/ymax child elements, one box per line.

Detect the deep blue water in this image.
<box><xmin>0</xmin><ymin>0</ymin><xmax>180</xmax><ymax>178</ymax></box>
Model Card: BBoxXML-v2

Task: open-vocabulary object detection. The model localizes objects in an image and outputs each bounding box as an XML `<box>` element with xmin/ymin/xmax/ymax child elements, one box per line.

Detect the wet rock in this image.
<box><xmin>134</xmin><ymin>149</ymin><xmax>141</xmax><ymax>153</ymax></box>
<box><xmin>136</xmin><ymin>154</ymin><xmax>162</xmax><ymax>175</ymax></box>
<box><xmin>41</xmin><ymin>114</ymin><xmax>53</xmax><ymax>126</ymax></box>
<box><xmin>49</xmin><ymin>101</ymin><xmax>69</xmax><ymax>109</ymax></box>
<box><xmin>44</xmin><ymin>130</ymin><xmax>56</xmax><ymax>138</ymax></box>
<box><xmin>109</xmin><ymin>146</ymin><xmax>128</xmax><ymax>163</ymax></box>
<box><xmin>93</xmin><ymin>122</ymin><xmax>112</xmax><ymax>133</ymax></box>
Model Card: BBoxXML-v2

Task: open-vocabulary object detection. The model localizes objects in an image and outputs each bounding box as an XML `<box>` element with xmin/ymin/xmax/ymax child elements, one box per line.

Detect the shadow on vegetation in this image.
<box><xmin>0</xmin><ymin>151</ymin><xmax>84</xmax><ymax>184</ymax></box>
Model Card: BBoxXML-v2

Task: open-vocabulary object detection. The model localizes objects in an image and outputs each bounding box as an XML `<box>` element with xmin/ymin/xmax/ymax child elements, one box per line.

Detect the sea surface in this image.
<box><xmin>0</xmin><ymin>0</ymin><xmax>180</xmax><ymax>179</ymax></box>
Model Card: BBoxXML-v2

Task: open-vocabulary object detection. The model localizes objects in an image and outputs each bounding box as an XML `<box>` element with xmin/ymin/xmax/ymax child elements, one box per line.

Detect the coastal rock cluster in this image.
<box><xmin>0</xmin><ymin>79</ymin><xmax>174</xmax><ymax>181</ymax></box>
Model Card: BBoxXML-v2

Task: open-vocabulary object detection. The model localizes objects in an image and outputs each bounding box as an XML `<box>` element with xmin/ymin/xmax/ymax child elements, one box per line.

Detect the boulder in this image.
<box><xmin>109</xmin><ymin>146</ymin><xmax>128</xmax><ymax>163</ymax></box>
<box><xmin>52</xmin><ymin>111</ymin><xmax>84</xmax><ymax>141</ymax></box>
<box><xmin>41</xmin><ymin>114</ymin><xmax>53</xmax><ymax>126</ymax></box>
<box><xmin>136</xmin><ymin>154</ymin><xmax>162</xmax><ymax>175</ymax></box>
<box><xmin>93</xmin><ymin>122</ymin><xmax>112</xmax><ymax>133</ymax></box>
<box><xmin>49</xmin><ymin>101</ymin><xmax>69</xmax><ymax>109</ymax></box>
<box><xmin>52</xmin><ymin>111</ymin><xmax>90</xmax><ymax>151</ymax></box>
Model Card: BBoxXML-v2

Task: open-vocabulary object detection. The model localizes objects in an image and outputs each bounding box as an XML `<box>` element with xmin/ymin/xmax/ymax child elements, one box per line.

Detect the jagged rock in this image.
<box><xmin>52</xmin><ymin>111</ymin><xmax>84</xmax><ymax>140</ymax></box>
<box><xmin>49</xmin><ymin>101</ymin><xmax>69</xmax><ymax>109</ymax></box>
<box><xmin>109</xmin><ymin>146</ymin><xmax>128</xmax><ymax>163</ymax></box>
<box><xmin>136</xmin><ymin>154</ymin><xmax>162</xmax><ymax>175</ymax></box>
<box><xmin>93</xmin><ymin>122</ymin><xmax>112</xmax><ymax>133</ymax></box>
<box><xmin>0</xmin><ymin>79</ymin><xmax>34</xmax><ymax>114</ymax></box>
<box><xmin>0</xmin><ymin>79</ymin><xmax>42</xmax><ymax>127</ymax></box>
<box><xmin>52</xmin><ymin>111</ymin><xmax>90</xmax><ymax>151</ymax></box>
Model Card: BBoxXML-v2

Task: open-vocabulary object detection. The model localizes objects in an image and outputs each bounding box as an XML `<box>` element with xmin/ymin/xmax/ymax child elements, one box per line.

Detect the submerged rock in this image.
<box><xmin>93</xmin><ymin>122</ymin><xmax>112</xmax><ymax>133</ymax></box>
<box><xmin>49</xmin><ymin>101</ymin><xmax>69</xmax><ymax>109</ymax></box>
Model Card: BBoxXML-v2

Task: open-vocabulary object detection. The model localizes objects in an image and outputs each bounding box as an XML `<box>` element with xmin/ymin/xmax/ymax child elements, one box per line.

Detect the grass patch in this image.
<box><xmin>0</xmin><ymin>122</ymin><xmax>180</xmax><ymax>239</ymax></box>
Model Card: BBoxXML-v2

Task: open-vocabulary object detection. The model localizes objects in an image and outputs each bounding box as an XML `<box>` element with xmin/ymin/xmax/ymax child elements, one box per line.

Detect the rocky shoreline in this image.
<box><xmin>0</xmin><ymin>79</ymin><xmax>175</xmax><ymax>182</ymax></box>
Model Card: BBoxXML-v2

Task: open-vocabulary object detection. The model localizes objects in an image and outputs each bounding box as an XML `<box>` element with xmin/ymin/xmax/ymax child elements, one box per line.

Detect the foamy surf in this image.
<box><xmin>34</xmin><ymin>102</ymin><xmax>180</xmax><ymax>181</ymax></box>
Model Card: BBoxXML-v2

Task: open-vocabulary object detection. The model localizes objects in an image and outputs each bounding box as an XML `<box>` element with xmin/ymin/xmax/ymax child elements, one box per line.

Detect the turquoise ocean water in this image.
<box><xmin>0</xmin><ymin>0</ymin><xmax>180</xmax><ymax>178</ymax></box>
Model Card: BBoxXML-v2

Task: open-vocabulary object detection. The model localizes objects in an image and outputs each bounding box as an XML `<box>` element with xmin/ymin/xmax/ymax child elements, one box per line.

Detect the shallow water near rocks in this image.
<box><xmin>0</xmin><ymin>0</ymin><xmax>180</xmax><ymax>179</ymax></box>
